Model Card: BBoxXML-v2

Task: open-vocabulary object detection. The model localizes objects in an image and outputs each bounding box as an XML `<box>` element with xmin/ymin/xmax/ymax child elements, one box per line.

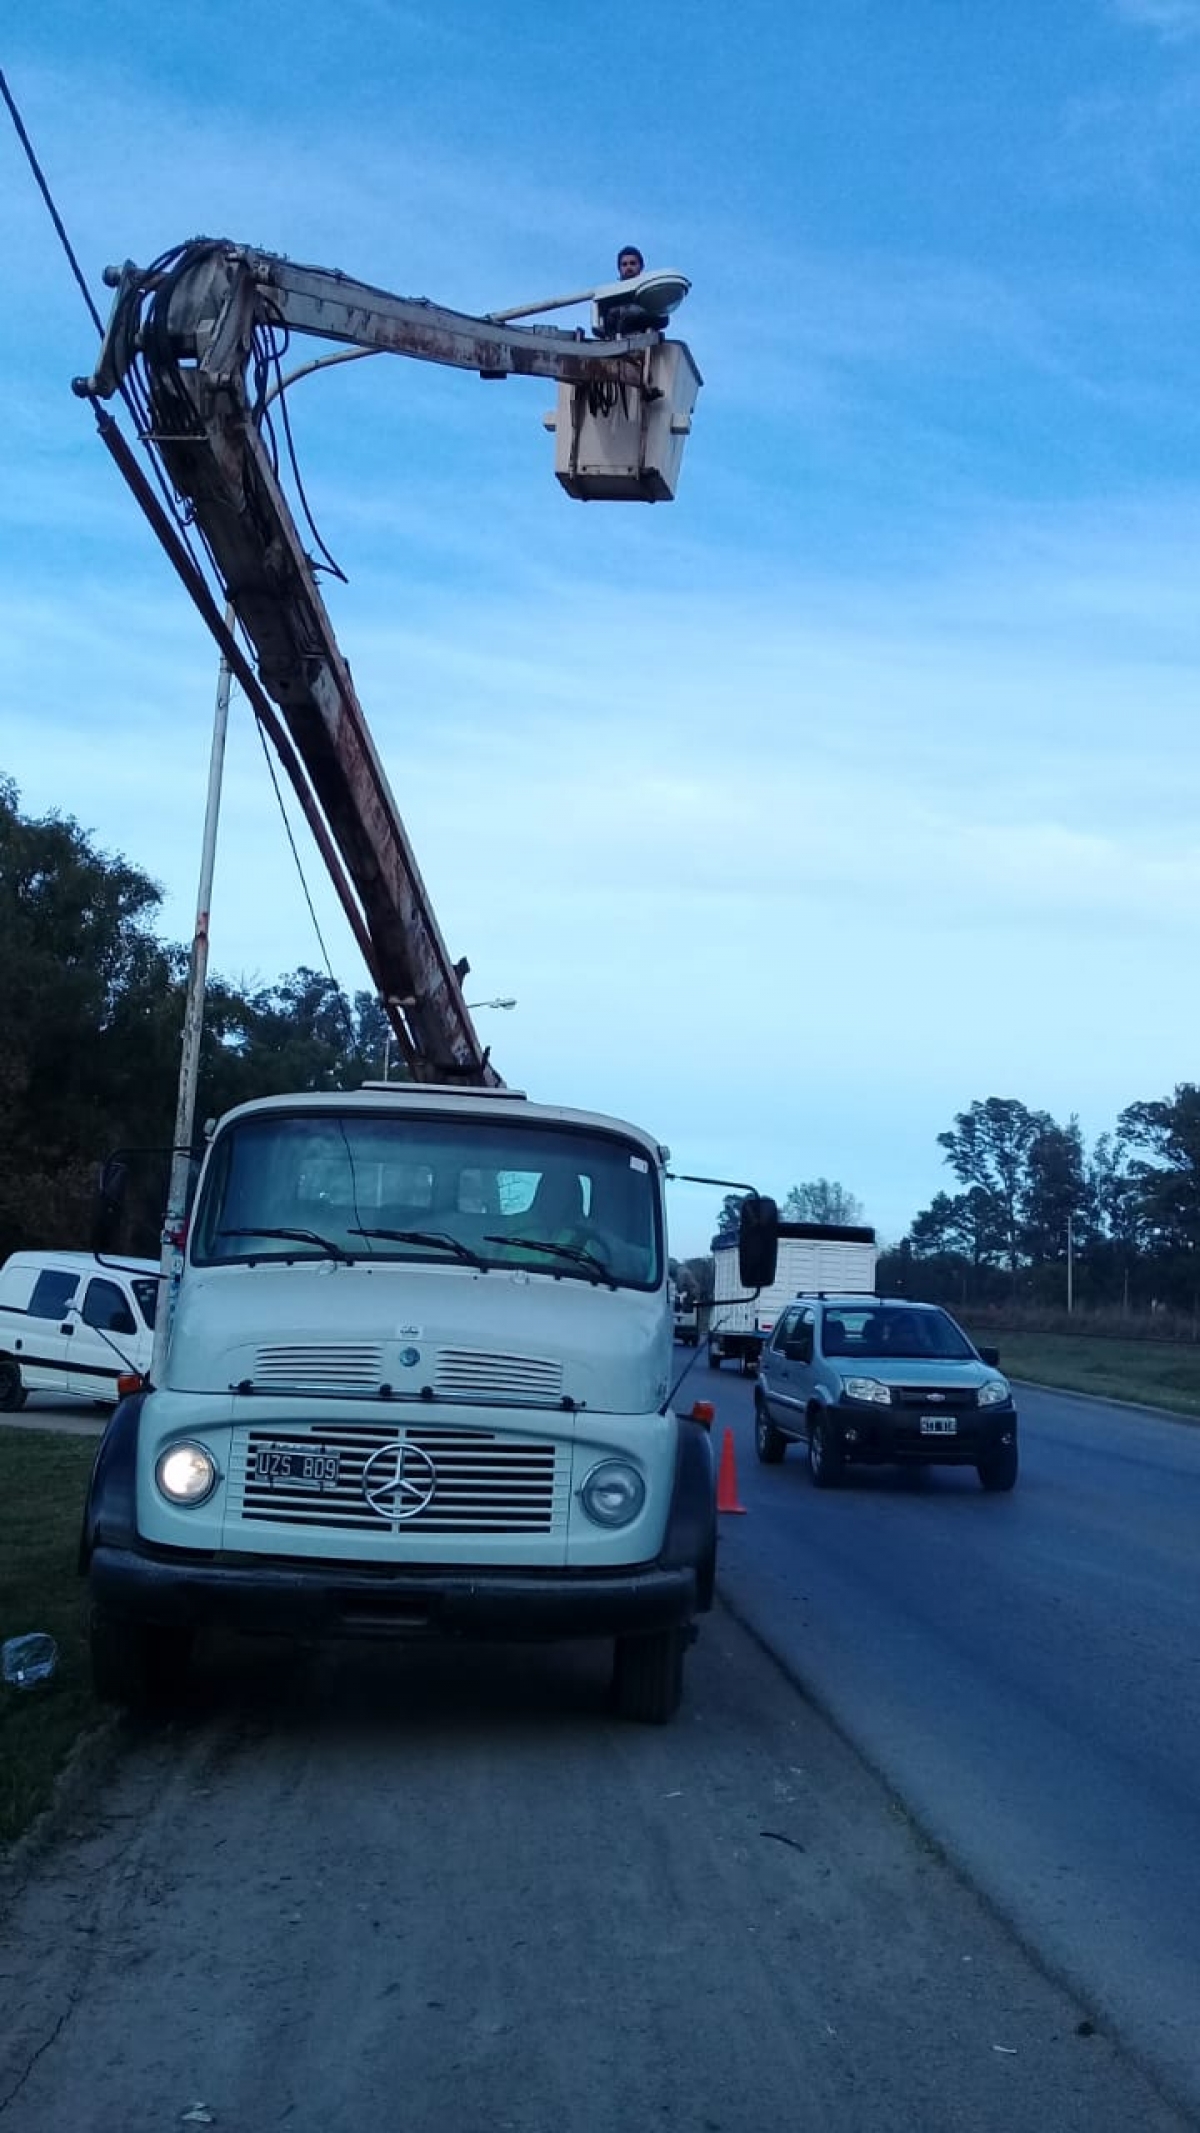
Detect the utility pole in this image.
<box><xmin>1067</xmin><ymin>1212</ymin><xmax>1074</xmax><ymax>1316</ymax></box>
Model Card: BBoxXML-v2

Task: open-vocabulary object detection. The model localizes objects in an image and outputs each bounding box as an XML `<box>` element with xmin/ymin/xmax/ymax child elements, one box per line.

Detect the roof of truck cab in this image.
<box><xmin>207</xmin><ymin>1088</ymin><xmax>669</xmax><ymax>1165</ymax></box>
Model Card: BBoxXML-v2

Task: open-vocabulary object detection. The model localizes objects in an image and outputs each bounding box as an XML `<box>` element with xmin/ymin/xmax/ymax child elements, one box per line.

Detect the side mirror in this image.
<box><xmin>92</xmin><ymin>1157</ymin><xmax>129</xmax><ymax>1255</ymax></box>
<box><xmin>738</xmin><ymin>1194</ymin><xmax>779</xmax><ymax>1290</ymax></box>
<box><xmin>978</xmin><ymin>1344</ymin><xmax>1000</xmax><ymax>1368</ymax></box>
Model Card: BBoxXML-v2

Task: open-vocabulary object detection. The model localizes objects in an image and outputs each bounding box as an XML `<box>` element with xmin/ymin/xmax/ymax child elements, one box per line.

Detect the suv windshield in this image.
<box><xmin>822</xmin><ymin>1306</ymin><xmax>974</xmax><ymax>1361</ymax></box>
<box><xmin>191</xmin><ymin>1111</ymin><xmax>662</xmax><ymax>1291</ymax></box>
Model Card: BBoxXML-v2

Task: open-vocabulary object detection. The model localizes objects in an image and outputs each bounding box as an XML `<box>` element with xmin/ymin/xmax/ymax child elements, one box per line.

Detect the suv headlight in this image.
<box><xmin>841</xmin><ymin>1377</ymin><xmax>892</xmax><ymax>1405</ymax></box>
<box><xmin>579</xmin><ymin>1459</ymin><xmax>646</xmax><ymax>1528</ymax></box>
<box><xmin>978</xmin><ymin>1378</ymin><xmax>1010</xmax><ymax>1407</ymax></box>
<box><xmin>156</xmin><ymin>1441</ymin><xmax>218</xmax><ymax>1505</ymax></box>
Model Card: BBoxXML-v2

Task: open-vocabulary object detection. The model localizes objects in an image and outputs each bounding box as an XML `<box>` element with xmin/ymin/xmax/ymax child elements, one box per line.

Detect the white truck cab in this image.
<box><xmin>81</xmin><ymin>1086</ymin><xmax>717</xmax><ymax>1722</ymax></box>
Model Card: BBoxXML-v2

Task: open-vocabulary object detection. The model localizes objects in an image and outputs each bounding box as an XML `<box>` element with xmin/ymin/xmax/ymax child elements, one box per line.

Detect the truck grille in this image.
<box><xmin>434</xmin><ymin>1349</ymin><xmax>563</xmax><ymax>1403</ymax></box>
<box><xmin>252</xmin><ymin>1344</ymin><xmax>384</xmax><ymax>1393</ymax></box>
<box><xmin>230</xmin><ymin>1420</ymin><xmax>565</xmax><ymax>1535</ymax></box>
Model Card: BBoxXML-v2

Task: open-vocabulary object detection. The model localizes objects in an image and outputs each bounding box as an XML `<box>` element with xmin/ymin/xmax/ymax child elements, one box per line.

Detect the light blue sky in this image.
<box><xmin>4</xmin><ymin>0</ymin><xmax>1200</xmax><ymax>1258</ymax></box>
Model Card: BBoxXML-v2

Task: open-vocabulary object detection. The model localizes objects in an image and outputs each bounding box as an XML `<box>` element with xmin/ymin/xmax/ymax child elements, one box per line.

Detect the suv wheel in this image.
<box><xmin>754</xmin><ymin>1394</ymin><xmax>787</xmax><ymax>1465</ymax></box>
<box><xmin>0</xmin><ymin>1359</ymin><xmax>27</xmax><ymax>1412</ymax></box>
<box><xmin>807</xmin><ymin>1413</ymin><xmax>845</xmax><ymax>1489</ymax></box>
<box><xmin>977</xmin><ymin>1440</ymin><xmax>1019</xmax><ymax>1493</ymax></box>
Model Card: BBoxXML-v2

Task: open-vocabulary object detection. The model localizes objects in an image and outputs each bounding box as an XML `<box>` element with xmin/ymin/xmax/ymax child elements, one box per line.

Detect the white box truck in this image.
<box><xmin>707</xmin><ymin>1222</ymin><xmax>877</xmax><ymax>1374</ymax></box>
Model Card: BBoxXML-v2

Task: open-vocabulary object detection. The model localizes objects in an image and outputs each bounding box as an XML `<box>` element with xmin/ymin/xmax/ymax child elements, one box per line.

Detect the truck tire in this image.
<box><xmin>0</xmin><ymin>1359</ymin><xmax>27</xmax><ymax>1412</ymax></box>
<box><xmin>611</xmin><ymin>1627</ymin><xmax>687</xmax><ymax>1723</ymax></box>
<box><xmin>707</xmin><ymin>1345</ymin><xmax>723</xmax><ymax>1371</ymax></box>
<box><xmin>807</xmin><ymin>1413</ymin><xmax>845</xmax><ymax>1490</ymax></box>
<box><xmin>754</xmin><ymin>1394</ymin><xmax>787</xmax><ymax>1464</ymax></box>
<box><xmin>977</xmin><ymin>1440</ymin><xmax>1019</xmax><ymax>1493</ymax></box>
<box><xmin>90</xmin><ymin>1609</ymin><xmax>194</xmax><ymax>1713</ymax></box>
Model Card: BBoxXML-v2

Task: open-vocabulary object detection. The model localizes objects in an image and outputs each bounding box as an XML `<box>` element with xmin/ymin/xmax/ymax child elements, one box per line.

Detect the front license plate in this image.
<box><xmin>250</xmin><ymin>1443</ymin><xmax>342</xmax><ymax>1491</ymax></box>
<box><xmin>920</xmin><ymin>1415</ymin><xmax>957</xmax><ymax>1437</ymax></box>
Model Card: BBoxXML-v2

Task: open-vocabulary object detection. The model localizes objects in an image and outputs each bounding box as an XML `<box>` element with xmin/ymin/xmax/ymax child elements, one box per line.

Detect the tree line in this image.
<box><xmin>0</xmin><ymin>780</ymin><xmax>392</xmax><ymax>1259</ymax></box>
<box><xmin>676</xmin><ymin>1096</ymin><xmax>1200</xmax><ymax>1322</ymax></box>
<box><xmin>5</xmin><ymin>781</ymin><xmax>1198</xmax><ymax>1315</ymax></box>
<box><xmin>882</xmin><ymin>1092</ymin><xmax>1200</xmax><ymax>1318</ymax></box>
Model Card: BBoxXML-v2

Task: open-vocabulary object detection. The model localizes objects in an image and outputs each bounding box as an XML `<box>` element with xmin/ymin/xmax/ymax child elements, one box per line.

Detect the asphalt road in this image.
<box><xmin>2</xmin><ymin>1376</ymin><xmax>1197</xmax><ymax>2126</ymax></box>
<box><xmin>697</xmin><ymin>1353</ymin><xmax>1200</xmax><ymax>2118</ymax></box>
<box><xmin>0</xmin><ymin>1610</ymin><xmax>1189</xmax><ymax>2132</ymax></box>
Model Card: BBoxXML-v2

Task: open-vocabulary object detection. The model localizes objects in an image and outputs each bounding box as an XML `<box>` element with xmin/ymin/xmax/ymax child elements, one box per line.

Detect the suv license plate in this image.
<box><xmin>920</xmin><ymin>1415</ymin><xmax>957</xmax><ymax>1437</ymax></box>
<box><xmin>250</xmin><ymin>1444</ymin><xmax>342</xmax><ymax>1491</ymax></box>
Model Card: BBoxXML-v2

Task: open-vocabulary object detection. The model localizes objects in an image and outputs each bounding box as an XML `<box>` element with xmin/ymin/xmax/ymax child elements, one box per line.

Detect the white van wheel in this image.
<box><xmin>0</xmin><ymin>1359</ymin><xmax>27</xmax><ymax>1412</ymax></box>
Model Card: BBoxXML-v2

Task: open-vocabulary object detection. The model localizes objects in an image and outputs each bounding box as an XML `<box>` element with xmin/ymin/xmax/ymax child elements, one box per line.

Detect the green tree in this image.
<box><xmin>713</xmin><ymin>1193</ymin><xmax>746</xmax><ymax>1243</ymax></box>
<box><xmin>1020</xmin><ymin>1115</ymin><xmax>1090</xmax><ymax>1266</ymax></box>
<box><xmin>937</xmin><ymin>1098</ymin><xmax>1043</xmax><ymax>1288</ymax></box>
<box><xmin>0</xmin><ymin>778</ymin><xmax>180</xmax><ymax>1255</ymax></box>
<box><xmin>781</xmin><ymin>1178</ymin><xmax>864</xmax><ymax>1225</ymax></box>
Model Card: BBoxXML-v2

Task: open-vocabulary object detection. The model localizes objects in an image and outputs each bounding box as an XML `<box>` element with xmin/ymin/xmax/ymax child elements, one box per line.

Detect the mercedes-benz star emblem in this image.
<box><xmin>362</xmin><ymin>1439</ymin><xmax>438</xmax><ymax>1521</ymax></box>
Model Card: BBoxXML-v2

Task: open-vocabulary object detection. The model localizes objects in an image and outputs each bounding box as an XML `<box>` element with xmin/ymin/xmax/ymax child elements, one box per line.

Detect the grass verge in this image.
<box><xmin>0</xmin><ymin>1430</ymin><xmax>101</xmax><ymax>1847</ymax></box>
<box><xmin>965</xmin><ymin>1330</ymin><xmax>1200</xmax><ymax>1418</ymax></box>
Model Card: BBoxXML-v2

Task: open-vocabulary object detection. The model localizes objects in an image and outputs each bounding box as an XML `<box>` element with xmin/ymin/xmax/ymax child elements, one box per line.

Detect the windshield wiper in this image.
<box><xmin>219</xmin><ymin>1226</ymin><xmax>352</xmax><ymax>1261</ymax></box>
<box><xmin>348</xmin><ymin>1227</ymin><xmax>487</xmax><ymax>1268</ymax></box>
<box><xmin>483</xmin><ymin>1234</ymin><xmax>617</xmax><ymax>1289</ymax></box>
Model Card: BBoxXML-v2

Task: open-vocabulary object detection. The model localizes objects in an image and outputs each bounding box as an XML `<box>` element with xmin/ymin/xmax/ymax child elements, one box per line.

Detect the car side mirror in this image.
<box><xmin>738</xmin><ymin>1194</ymin><xmax>778</xmax><ymax>1290</ymax></box>
<box><xmin>92</xmin><ymin>1157</ymin><xmax>129</xmax><ymax>1255</ymax></box>
<box><xmin>978</xmin><ymin>1344</ymin><xmax>1000</xmax><ymax>1367</ymax></box>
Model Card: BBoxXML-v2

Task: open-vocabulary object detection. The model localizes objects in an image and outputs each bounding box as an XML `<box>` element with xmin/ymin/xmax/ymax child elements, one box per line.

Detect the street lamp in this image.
<box><xmin>466</xmin><ymin>996</ymin><xmax>517</xmax><ymax>1011</ymax></box>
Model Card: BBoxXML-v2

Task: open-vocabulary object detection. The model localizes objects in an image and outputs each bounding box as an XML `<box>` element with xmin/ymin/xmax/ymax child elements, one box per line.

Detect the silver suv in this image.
<box><xmin>754</xmin><ymin>1296</ymin><xmax>1018</xmax><ymax>1491</ymax></box>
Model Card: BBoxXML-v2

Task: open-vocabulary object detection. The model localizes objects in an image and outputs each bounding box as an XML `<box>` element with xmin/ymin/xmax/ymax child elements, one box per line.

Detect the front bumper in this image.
<box><xmin>834</xmin><ymin>1404</ymin><xmax>1017</xmax><ymax>1465</ymax></box>
<box><xmin>89</xmin><ymin>1544</ymin><xmax>698</xmax><ymax>1641</ymax></box>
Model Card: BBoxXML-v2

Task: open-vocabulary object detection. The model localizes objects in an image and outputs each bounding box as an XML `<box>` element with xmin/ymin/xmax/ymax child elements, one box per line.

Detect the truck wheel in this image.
<box><xmin>754</xmin><ymin>1394</ymin><xmax>787</xmax><ymax>1464</ymax></box>
<box><xmin>977</xmin><ymin>1440</ymin><xmax>1019</xmax><ymax>1493</ymax></box>
<box><xmin>807</xmin><ymin>1414</ymin><xmax>845</xmax><ymax>1490</ymax></box>
<box><xmin>707</xmin><ymin>1345</ymin><xmax>723</xmax><ymax>1371</ymax></box>
<box><xmin>90</xmin><ymin>1609</ymin><xmax>194</xmax><ymax>1713</ymax></box>
<box><xmin>0</xmin><ymin>1359</ymin><xmax>27</xmax><ymax>1412</ymax></box>
<box><xmin>611</xmin><ymin>1627</ymin><xmax>687</xmax><ymax>1724</ymax></box>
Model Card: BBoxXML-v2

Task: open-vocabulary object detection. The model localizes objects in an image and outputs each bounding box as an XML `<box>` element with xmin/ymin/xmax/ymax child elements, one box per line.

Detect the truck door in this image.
<box><xmin>69</xmin><ymin>1276</ymin><xmax>140</xmax><ymax>1401</ymax></box>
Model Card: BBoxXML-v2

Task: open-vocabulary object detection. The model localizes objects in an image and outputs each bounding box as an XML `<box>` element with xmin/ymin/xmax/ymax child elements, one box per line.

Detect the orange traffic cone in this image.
<box><xmin>716</xmin><ymin>1426</ymin><xmax>746</xmax><ymax>1515</ymax></box>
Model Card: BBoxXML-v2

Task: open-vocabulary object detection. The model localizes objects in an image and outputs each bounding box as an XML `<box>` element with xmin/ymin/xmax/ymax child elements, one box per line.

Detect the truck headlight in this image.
<box><xmin>978</xmin><ymin>1378</ymin><xmax>1010</xmax><ymax>1407</ymax></box>
<box><xmin>156</xmin><ymin>1442</ymin><xmax>218</xmax><ymax>1505</ymax></box>
<box><xmin>579</xmin><ymin>1459</ymin><xmax>646</xmax><ymax>1528</ymax></box>
<box><xmin>842</xmin><ymin>1377</ymin><xmax>892</xmax><ymax>1405</ymax></box>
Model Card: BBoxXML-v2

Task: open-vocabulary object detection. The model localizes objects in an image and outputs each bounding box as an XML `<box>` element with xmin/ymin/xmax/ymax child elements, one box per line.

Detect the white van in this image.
<box><xmin>0</xmin><ymin>1250</ymin><xmax>158</xmax><ymax>1411</ymax></box>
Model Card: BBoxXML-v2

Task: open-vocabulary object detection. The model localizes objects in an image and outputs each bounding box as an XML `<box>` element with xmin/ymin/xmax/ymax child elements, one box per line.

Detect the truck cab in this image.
<box><xmin>81</xmin><ymin>1086</ymin><xmax>716</xmax><ymax>1723</ymax></box>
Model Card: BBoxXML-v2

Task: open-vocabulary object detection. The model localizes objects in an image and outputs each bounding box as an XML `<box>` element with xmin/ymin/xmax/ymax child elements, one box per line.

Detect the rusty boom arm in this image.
<box><xmin>75</xmin><ymin>239</ymin><xmax>678</xmax><ymax>1083</ymax></box>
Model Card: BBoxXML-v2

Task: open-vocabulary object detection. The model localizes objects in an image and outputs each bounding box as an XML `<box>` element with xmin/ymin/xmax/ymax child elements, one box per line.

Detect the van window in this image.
<box><xmin>81</xmin><ymin>1279</ymin><xmax>137</xmax><ymax>1336</ymax></box>
<box><xmin>27</xmin><ymin>1270</ymin><xmax>80</xmax><ymax>1320</ymax></box>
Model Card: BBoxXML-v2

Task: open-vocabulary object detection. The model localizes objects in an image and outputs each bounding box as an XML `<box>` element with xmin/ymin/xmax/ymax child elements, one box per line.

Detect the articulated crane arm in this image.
<box><xmin>74</xmin><ymin>238</ymin><xmax>699</xmax><ymax>1083</ymax></box>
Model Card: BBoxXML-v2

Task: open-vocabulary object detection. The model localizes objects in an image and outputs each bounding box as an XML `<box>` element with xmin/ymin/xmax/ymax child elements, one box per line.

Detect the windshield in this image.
<box><xmin>191</xmin><ymin>1110</ymin><xmax>662</xmax><ymax>1291</ymax></box>
<box><xmin>822</xmin><ymin>1306</ymin><xmax>975</xmax><ymax>1362</ymax></box>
